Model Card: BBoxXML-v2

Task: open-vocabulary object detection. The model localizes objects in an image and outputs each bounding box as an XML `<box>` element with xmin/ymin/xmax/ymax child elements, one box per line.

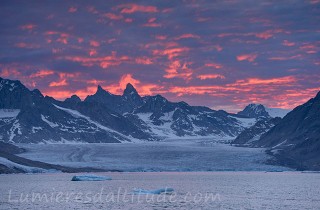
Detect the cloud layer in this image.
<box><xmin>0</xmin><ymin>0</ymin><xmax>319</xmax><ymax>112</ymax></box>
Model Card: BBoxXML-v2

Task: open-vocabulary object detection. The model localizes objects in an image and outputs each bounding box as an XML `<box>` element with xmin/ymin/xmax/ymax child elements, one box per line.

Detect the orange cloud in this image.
<box><xmin>217</xmin><ymin>29</ymin><xmax>286</xmax><ymax>40</ymax></box>
<box><xmin>42</xmin><ymin>86</ymin><xmax>97</xmax><ymax>100</ymax></box>
<box><xmin>30</xmin><ymin>70</ymin><xmax>55</xmax><ymax>78</ymax></box>
<box><xmin>254</xmin><ymin>31</ymin><xmax>273</xmax><ymax>39</ymax></box>
<box><xmin>119</xmin><ymin>74</ymin><xmax>140</xmax><ymax>90</ymax></box>
<box><xmin>143</xmin><ymin>23</ymin><xmax>161</xmax><ymax>27</ymax></box>
<box><xmin>155</xmin><ymin>35</ymin><xmax>167</xmax><ymax>40</ymax></box>
<box><xmin>103</xmin><ymin>13</ymin><xmax>123</xmax><ymax>20</ymax></box>
<box><xmin>153</xmin><ymin>47</ymin><xmax>189</xmax><ymax>60</ymax></box>
<box><xmin>89</xmin><ymin>49</ymin><xmax>98</xmax><ymax>56</ymax></box>
<box><xmin>235</xmin><ymin>76</ymin><xmax>296</xmax><ymax>86</ymax></box>
<box><xmin>49</xmin><ymin>79</ymin><xmax>68</xmax><ymax>87</ymax></box>
<box><xmin>62</xmin><ymin>53</ymin><xmax>130</xmax><ymax>68</ymax></box>
<box><xmin>236</xmin><ymin>53</ymin><xmax>258</xmax><ymax>62</ymax></box>
<box><xmin>20</xmin><ymin>24</ymin><xmax>37</xmax><ymax>31</ymax></box>
<box><xmin>283</xmin><ymin>40</ymin><xmax>295</xmax><ymax>46</ymax></box>
<box><xmin>90</xmin><ymin>40</ymin><xmax>100</xmax><ymax>47</ymax></box>
<box><xmin>0</xmin><ymin>68</ymin><xmax>21</xmax><ymax>78</ymax></box>
<box><xmin>168</xmin><ymin>76</ymin><xmax>298</xmax><ymax>97</ymax></box>
<box><xmin>299</xmin><ymin>44</ymin><xmax>317</xmax><ymax>54</ymax></box>
<box><xmin>205</xmin><ymin>63</ymin><xmax>223</xmax><ymax>69</ymax></box>
<box><xmin>197</xmin><ymin>74</ymin><xmax>225</xmax><ymax>80</ymax></box>
<box><xmin>118</xmin><ymin>4</ymin><xmax>158</xmax><ymax>14</ymax></box>
<box><xmin>269</xmin><ymin>54</ymin><xmax>302</xmax><ymax>61</ymax></box>
<box><xmin>44</xmin><ymin>31</ymin><xmax>77</xmax><ymax>45</ymax></box>
<box><xmin>135</xmin><ymin>57</ymin><xmax>153</xmax><ymax>65</ymax></box>
<box><xmin>125</xmin><ymin>18</ymin><xmax>133</xmax><ymax>23</ymax></box>
<box><xmin>175</xmin><ymin>34</ymin><xmax>200</xmax><ymax>40</ymax></box>
<box><xmin>143</xmin><ymin>17</ymin><xmax>161</xmax><ymax>27</ymax></box>
<box><xmin>164</xmin><ymin>60</ymin><xmax>193</xmax><ymax>81</ymax></box>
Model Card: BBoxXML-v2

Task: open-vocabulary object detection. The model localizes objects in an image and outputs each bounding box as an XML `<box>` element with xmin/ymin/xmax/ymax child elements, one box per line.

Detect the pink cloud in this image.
<box><xmin>197</xmin><ymin>74</ymin><xmax>225</xmax><ymax>80</ymax></box>
<box><xmin>103</xmin><ymin>13</ymin><xmax>123</xmax><ymax>20</ymax></box>
<box><xmin>19</xmin><ymin>24</ymin><xmax>37</xmax><ymax>31</ymax></box>
<box><xmin>205</xmin><ymin>63</ymin><xmax>223</xmax><ymax>69</ymax></box>
<box><xmin>143</xmin><ymin>18</ymin><xmax>161</xmax><ymax>27</ymax></box>
<box><xmin>153</xmin><ymin>47</ymin><xmax>189</xmax><ymax>60</ymax></box>
<box><xmin>68</xmin><ymin>7</ymin><xmax>77</xmax><ymax>13</ymax></box>
<box><xmin>175</xmin><ymin>34</ymin><xmax>200</xmax><ymax>40</ymax></box>
<box><xmin>155</xmin><ymin>35</ymin><xmax>167</xmax><ymax>40</ymax></box>
<box><xmin>89</xmin><ymin>49</ymin><xmax>98</xmax><ymax>56</ymax></box>
<box><xmin>14</xmin><ymin>42</ymin><xmax>40</xmax><ymax>49</ymax></box>
<box><xmin>164</xmin><ymin>60</ymin><xmax>193</xmax><ymax>81</ymax></box>
<box><xmin>49</xmin><ymin>79</ymin><xmax>68</xmax><ymax>87</ymax></box>
<box><xmin>62</xmin><ymin>52</ymin><xmax>130</xmax><ymax>69</ymax></box>
<box><xmin>269</xmin><ymin>54</ymin><xmax>302</xmax><ymax>61</ymax></box>
<box><xmin>118</xmin><ymin>4</ymin><xmax>158</xmax><ymax>14</ymax></box>
<box><xmin>90</xmin><ymin>40</ymin><xmax>100</xmax><ymax>47</ymax></box>
<box><xmin>283</xmin><ymin>40</ymin><xmax>295</xmax><ymax>46</ymax></box>
<box><xmin>30</xmin><ymin>70</ymin><xmax>55</xmax><ymax>78</ymax></box>
<box><xmin>236</xmin><ymin>53</ymin><xmax>258</xmax><ymax>62</ymax></box>
<box><xmin>135</xmin><ymin>57</ymin><xmax>153</xmax><ymax>65</ymax></box>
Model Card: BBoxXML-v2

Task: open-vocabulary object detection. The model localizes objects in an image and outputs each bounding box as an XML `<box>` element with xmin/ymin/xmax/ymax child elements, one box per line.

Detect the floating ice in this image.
<box><xmin>71</xmin><ymin>174</ymin><xmax>112</xmax><ymax>181</ymax></box>
<box><xmin>133</xmin><ymin>187</ymin><xmax>174</xmax><ymax>195</ymax></box>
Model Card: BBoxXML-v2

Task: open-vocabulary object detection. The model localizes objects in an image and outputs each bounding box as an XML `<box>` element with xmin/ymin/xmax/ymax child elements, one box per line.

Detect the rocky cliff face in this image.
<box><xmin>251</xmin><ymin>92</ymin><xmax>320</xmax><ymax>170</ymax></box>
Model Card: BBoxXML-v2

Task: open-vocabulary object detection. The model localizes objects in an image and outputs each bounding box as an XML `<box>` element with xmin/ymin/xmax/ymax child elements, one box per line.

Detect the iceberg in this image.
<box><xmin>133</xmin><ymin>187</ymin><xmax>174</xmax><ymax>195</ymax></box>
<box><xmin>71</xmin><ymin>174</ymin><xmax>112</xmax><ymax>181</ymax></box>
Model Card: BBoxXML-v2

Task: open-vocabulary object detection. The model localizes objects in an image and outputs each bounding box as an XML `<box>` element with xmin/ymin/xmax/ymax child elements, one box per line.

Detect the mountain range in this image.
<box><xmin>1</xmin><ymin>77</ymin><xmax>279</xmax><ymax>144</ymax></box>
<box><xmin>1</xmin><ymin>77</ymin><xmax>319</xmax><ymax>170</ymax></box>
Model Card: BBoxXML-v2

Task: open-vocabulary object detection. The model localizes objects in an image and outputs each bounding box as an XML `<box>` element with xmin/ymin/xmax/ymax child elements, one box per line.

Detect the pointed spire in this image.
<box><xmin>123</xmin><ymin>83</ymin><xmax>139</xmax><ymax>96</ymax></box>
<box><xmin>97</xmin><ymin>85</ymin><xmax>104</xmax><ymax>92</ymax></box>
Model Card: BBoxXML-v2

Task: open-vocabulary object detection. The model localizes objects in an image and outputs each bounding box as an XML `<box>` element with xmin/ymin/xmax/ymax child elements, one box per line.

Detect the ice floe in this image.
<box><xmin>71</xmin><ymin>174</ymin><xmax>112</xmax><ymax>181</ymax></box>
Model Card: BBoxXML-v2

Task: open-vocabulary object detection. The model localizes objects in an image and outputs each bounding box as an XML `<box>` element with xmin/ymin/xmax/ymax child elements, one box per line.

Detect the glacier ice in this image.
<box><xmin>71</xmin><ymin>174</ymin><xmax>112</xmax><ymax>181</ymax></box>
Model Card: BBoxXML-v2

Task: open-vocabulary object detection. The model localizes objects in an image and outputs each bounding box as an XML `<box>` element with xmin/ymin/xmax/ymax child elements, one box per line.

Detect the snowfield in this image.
<box><xmin>265</xmin><ymin>107</ymin><xmax>291</xmax><ymax>118</ymax></box>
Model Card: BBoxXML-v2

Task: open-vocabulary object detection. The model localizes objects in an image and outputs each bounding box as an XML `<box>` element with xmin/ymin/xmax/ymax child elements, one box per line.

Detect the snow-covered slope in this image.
<box><xmin>265</xmin><ymin>107</ymin><xmax>291</xmax><ymax>118</ymax></box>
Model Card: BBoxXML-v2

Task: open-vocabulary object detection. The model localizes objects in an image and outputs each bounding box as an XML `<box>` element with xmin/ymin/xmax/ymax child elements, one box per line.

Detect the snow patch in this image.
<box><xmin>265</xmin><ymin>107</ymin><xmax>291</xmax><ymax>118</ymax></box>
<box><xmin>272</xmin><ymin>140</ymin><xmax>287</xmax><ymax>149</ymax></box>
<box><xmin>9</xmin><ymin>120</ymin><xmax>22</xmax><ymax>142</ymax></box>
<box><xmin>137</xmin><ymin>112</ymin><xmax>177</xmax><ymax>138</ymax></box>
<box><xmin>32</xmin><ymin>126</ymin><xmax>43</xmax><ymax>133</ymax></box>
<box><xmin>53</xmin><ymin>104</ymin><xmax>135</xmax><ymax>142</ymax></box>
<box><xmin>0</xmin><ymin>109</ymin><xmax>20</xmax><ymax>118</ymax></box>
<box><xmin>231</xmin><ymin>116</ymin><xmax>257</xmax><ymax>128</ymax></box>
<box><xmin>41</xmin><ymin>115</ymin><xmax>59</xmax><ymax>128</ymax></box>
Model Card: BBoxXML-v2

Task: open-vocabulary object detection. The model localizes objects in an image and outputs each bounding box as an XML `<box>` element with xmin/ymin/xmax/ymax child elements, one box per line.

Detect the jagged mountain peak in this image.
<box><xmin>238</xmin><ymin>103</ymin><xmax>270</xmax><ymax>119</ymax></box>
<box><xmin>31</xmin><ymin>89</ymin><xmax>44</xmax><ymax>98</ymax></box>
<box><xmin>64</xmin><ymin>95</ymin><xmax>81</xmax><ymax>103</ymax></box>
<box><xmin>315</xmin><ymin>91</ymin><xmax>320</xmax><ymax>100</ymax></box>
<box><xmin>123</xmin><ymin>83</ymin><xmax>139</xmax><ymax>96</ymax></box>
<box><xmin>96</xmin><ymin>85</ymin><xmax>108</xmax><ymax>93</ymax></box>
<box><xmin>93</xmin><ymin>85</ymin><xmax>113</xmax><ymax>97</ymax></box>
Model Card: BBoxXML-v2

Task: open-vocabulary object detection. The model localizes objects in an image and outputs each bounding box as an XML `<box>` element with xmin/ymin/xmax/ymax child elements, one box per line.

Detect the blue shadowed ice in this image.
<box><xmin>71</xmin><ymin>174</ymin><xmax>112</xmax><ymax>181</ymax></box>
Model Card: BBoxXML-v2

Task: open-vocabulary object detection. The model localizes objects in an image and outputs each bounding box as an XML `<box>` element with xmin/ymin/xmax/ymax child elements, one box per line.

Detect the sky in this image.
<box><xmin>0</xmin><ymin>0</ymin><xmax>320</xmax><ymax>112</ymax></box>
